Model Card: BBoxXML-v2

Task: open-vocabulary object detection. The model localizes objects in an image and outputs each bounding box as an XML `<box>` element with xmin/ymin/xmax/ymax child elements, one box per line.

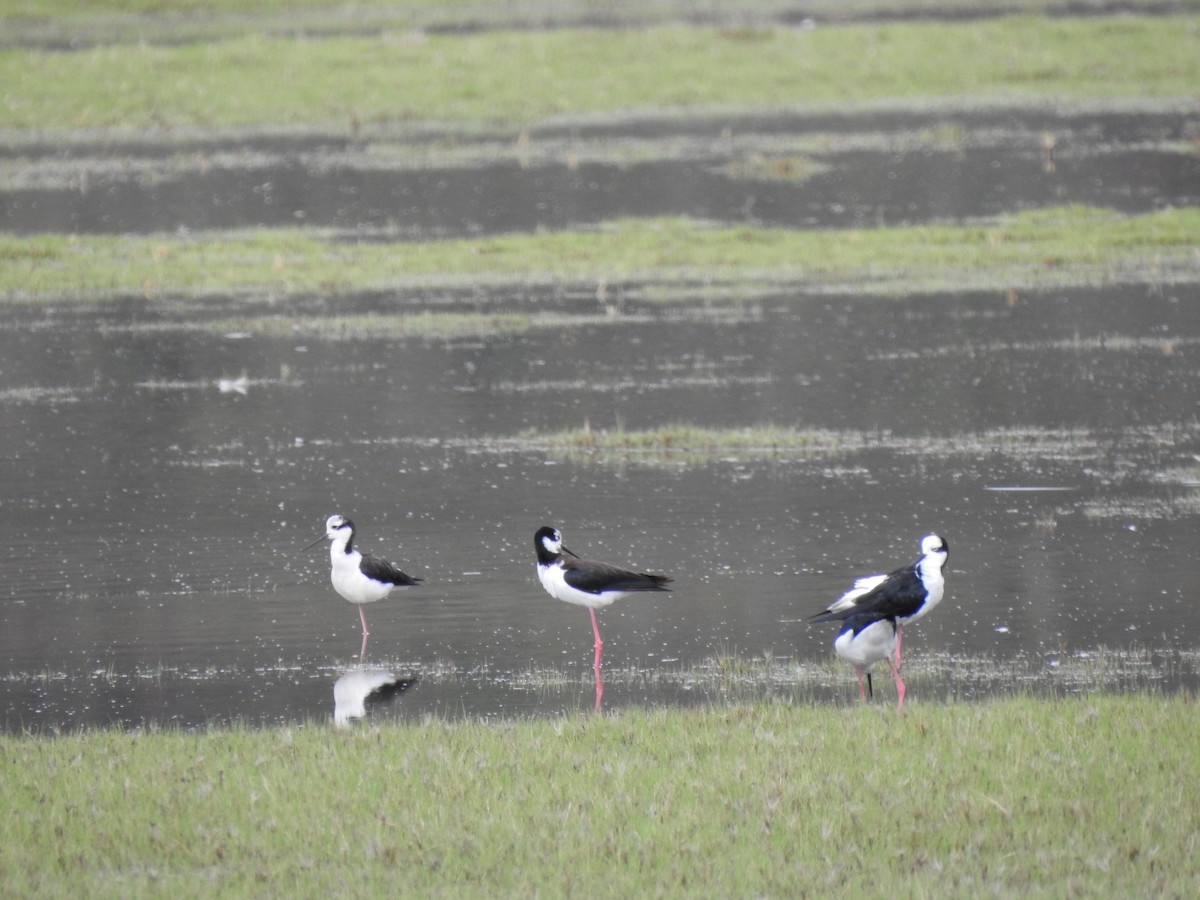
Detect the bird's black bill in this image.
<box><xmin>301</xmin><ymin>534</ymin><xmax>326</xmax><ymax>553</ymax></box>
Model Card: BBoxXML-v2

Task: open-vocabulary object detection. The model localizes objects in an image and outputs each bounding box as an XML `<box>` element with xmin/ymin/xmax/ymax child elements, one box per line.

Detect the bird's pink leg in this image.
<box><xmin>893</xmin><ymin>624</ymin><xmax>904</xmax><ymax>670</ymax></box>
<box><xmin>855</xmin><ymin>666</ymin><xmax>867</xmax><ymax>702</ymax></box>
<box><xmin>589</xmin><ymin>608</ymin><xmax>604</xmax><ymax>669</ymax></box>
<box><xmin>887</xmin><ymin>656</ymin><xmax>906</xmax><ymax>711</ymax></box>
<box><xmin>359</xmin><ymin>605</ymin><xmax>370</xmax><ymax>638</ymax></box>
<box><xmin>589</xmin><ymin>608</ymin><xmax>604</xmax><ymax>711</ymax></box>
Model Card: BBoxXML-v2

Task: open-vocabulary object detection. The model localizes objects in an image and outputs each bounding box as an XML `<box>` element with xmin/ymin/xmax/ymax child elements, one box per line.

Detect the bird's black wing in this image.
<box><xmin>851</xmin><ymin>564</ymin><xmax>926</xmax><ymax>619</ymax></box>
<box><xmin>562</xmin><ymin>558</ymin><xmax>672</xmax><ymax>595</ymax></box>
<box><xmin>810</xmin><ymin>561</ymin><xmax>923</xmax><ymax>623</ymax></box>
<box><xmin>838</xmin><ymin>610</ymin><xmax>898</xmax><ymax>639</ymax></box>
<box><xmin>361</xmin><ymin>553</ymin><xmax>423</xmax><ymax>587</ymax></box>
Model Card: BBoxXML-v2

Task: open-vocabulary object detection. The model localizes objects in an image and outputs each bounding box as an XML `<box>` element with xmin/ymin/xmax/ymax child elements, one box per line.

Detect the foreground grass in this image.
<box><xmin>2</xmin><ymin>16</ymin><xmax>1198</xmax><ymax>129</ymax></box>
<box><xmin>3</xmin><ymin>695</ymin><xmax>1197</xmax><ymax>895</ymax></box>
<box><xmin>3</xmin><ymin>206</ymin><xmax>1197</xmax><ymax>305</ymax></box>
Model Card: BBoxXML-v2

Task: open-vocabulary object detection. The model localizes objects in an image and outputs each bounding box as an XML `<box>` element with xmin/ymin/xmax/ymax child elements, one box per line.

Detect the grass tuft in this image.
<box><xmin>3</xmin><ymin>207</ymin><xmax>1198</xmax><ymax>308</ymax></box>
<box><xmin>507</xmin><ymin>421</ymin><xmax>1198</xmax><ymax>467</ymax></box>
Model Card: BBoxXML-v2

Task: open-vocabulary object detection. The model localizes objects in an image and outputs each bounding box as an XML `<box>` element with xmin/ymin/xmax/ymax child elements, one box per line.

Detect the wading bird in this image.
<box><xmin>306</xmin><ymin>515</ymin><xmax>422</xmax><ymax>656</ymax></box>
<box><xmin>828</xmin><ymin>611</ymin><xmax>906</xmax><ymax>709</ymax></box>
<box><xmin>534</xmin><ymin>525</ymin><xmax>671</xmax><ymax>709</ymax></box>
<box><xmin>810</xmin><ymin>533</ymin><xmax>949</xmax><ymax>670</ymax></box>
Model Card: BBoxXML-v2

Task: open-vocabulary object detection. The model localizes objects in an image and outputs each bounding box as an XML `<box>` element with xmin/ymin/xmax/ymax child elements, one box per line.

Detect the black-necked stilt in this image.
<box><xmin>810</xmin><ymin>533</ymin><xmax>949</xmax><ymax>670</ymax></box>
<box><xmin>831</xmin><ymin>611</ymin><xmax>906</xmax><ymax>709</ymax></box>
<box><xmin>534</xmin><ymin>525</ymin><xmax>671</xmax><ymax>707</ymax></box>
<box><xmin>305</xmin><ymin>515</ymin><xmax>422</xmax><ymax>654</ymax></box>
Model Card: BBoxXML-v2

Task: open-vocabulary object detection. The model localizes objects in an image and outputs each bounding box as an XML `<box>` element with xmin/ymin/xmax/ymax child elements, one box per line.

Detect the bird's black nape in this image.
<box><xmin>336</xmin><ymin>518</ymin><xmax>356</xmax><ymax>553</ymax></box>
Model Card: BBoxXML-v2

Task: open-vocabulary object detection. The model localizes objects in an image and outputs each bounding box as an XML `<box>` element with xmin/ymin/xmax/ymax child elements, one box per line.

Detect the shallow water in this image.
<box><xmin>2</xmin><ymin>105</ymin><xmax>1199</xmax><ymax>730</ymax></box>
<box><xmin>3</xmin><ymin>110</ymin><xmax>1198</xmax><ymax>235</ymax></box>
<box><xmin>1</xmin><ymin>282</ymin><xmax>1198</xmax><ymax>730</ymax></box>
<box><xmin>5</xmin><ymin>144</ymin><xmax>1197</xmax><ymax>236</ymax></box>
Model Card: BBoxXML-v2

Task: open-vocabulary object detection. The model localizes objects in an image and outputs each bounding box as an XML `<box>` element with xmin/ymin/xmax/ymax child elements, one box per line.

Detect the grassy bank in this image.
<box><xmin>3</xmin><ymin>206</ymin><xmax>1197</xmax><ymax>305</ymax></box>
<box><xmin>2</xmin><ymin>16</ymin><xmax>1198</xmax><ymax>129</ymax></box>
<box><xmin>514</xmin><ymin>422</ymin><xmax>1178</xmax><ymax>460</ymax></box>
<box><xmin>3</xmin><ymin>694</ymin><xmax>1197</xmax><ymax>895</ymax></box>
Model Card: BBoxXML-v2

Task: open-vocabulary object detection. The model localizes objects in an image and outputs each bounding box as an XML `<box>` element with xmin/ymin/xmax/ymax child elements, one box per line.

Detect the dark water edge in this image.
<box><xmin>5</xmin><ymin>147</ymin><xmax>1197</xmax><ymax>236</ymax></box>
<box><xmin>5</xmin><ymin>649</ymin><xmax>1198</xmax><ymax>734</ymax></box>
<box><xmin>4</xmin><ymin>2</ymin><xmax>1196</xmax><ymax>53</ymax></box>
<box><xmin>3</xmin><ymin>107</ymin><xmax>1198</xmax><ymax>236</ymax></box>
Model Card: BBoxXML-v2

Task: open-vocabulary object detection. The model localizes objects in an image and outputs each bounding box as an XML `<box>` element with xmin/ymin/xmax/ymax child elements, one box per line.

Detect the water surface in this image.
<box><xmin>4</xmin><ymin>109</ymin><xmax>1197</xmax><ymax>235</ymax></box>
<box><xmin>2</xmin><ymin>107</ymin><xmax>1198</xmax><ymax>730</ymax></box>
<box><xmin>2</xmin><ymin>284</ymin><xmax>1197</xmax><ymax>730</ymax></box>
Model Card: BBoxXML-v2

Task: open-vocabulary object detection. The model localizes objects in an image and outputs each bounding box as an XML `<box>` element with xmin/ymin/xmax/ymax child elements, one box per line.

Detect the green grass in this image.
<box><xmin>508</xmin><ymin>421</ymin><xmax>1195</xmax><ymax>468</ymax></box>
<box><xmin>127</xmin><ymin>311</ymin><xmax>595</xmax><ymax>340</ymax></box>
<box><xmin>3</xmin><ymin>206</ymin><xmax>1197</xmax><ymax>304</ymax></box>
<box><xmin>3</xmin><ymin>695</ymin><xmax>1198</xmax><ymax>895</ymax></box>
<box><xmin>1</xmin><ymin>16</ymin><xmax>1198</xmax><ymax>129</ymax></box>
<box><xmin>526</xmin><ymin>423</ymin><xmax>858</xmax><ymax>458</ymax></box>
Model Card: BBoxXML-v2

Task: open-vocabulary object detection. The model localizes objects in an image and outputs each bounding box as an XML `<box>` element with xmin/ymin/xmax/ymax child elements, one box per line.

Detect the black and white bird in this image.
<box><xmin>534</xmin><ymin>525</ymin><xmax>672</xmax><ymax>676</ymax></box>
<box><xmin>831</xmin><ymin>611</ymin><xmax>906</xmax><ymax>709</ymax></box>
<box><xmin>810</xmin><ymin>533</ymin><xmax>949</xmax><ymax>670</ymax></box>
<box><xmin>305</xmin><ymin>515</ymin><xmax>421</xmax><ymax>648</ymax></box>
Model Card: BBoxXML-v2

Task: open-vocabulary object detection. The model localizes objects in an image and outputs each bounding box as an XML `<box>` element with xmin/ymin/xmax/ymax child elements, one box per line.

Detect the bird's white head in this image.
<box><xmin>325</xmin><ymin>515</ymin><xmax>353</xmax><ymax>540</ymax></box>
<box><xmin>920</xmin><ymin>533</ymin><xmax>949</xmax><ymax>564</ymax></box>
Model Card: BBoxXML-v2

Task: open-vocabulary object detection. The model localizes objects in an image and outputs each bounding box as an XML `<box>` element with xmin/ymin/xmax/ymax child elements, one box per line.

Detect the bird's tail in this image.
<box><xmin>808</xmin><ymin>608</ymin><xmax>850</xmax><ymax>625</ymax></box>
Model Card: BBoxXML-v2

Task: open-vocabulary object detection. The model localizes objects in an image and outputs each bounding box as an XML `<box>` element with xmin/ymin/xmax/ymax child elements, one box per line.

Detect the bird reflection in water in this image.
<box><xmin>333</xmin><ymin>665</ymin><xmax>416</xmax><ymax>728</ymax></box>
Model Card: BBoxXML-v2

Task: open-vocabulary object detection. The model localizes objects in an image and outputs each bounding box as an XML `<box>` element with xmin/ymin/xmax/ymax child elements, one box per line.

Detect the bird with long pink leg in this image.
<box><xmin>823</xmin><ymin>610</ymin><xmax>906</xmax><ymax>709</ymax></box>
<box><xmin>534</xmin><ymin>525</ymin><xmax>672</xmax><ymax>710</ymax></box>
<box><xmin>306</xmin><ymin>515</ymin><xmax>422</xmax><ymax>659</ymax></box>
<box><xmin>810</xmin><ymin>533</ymin><xmax>949</xmax><ymax>672</ymax></box>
